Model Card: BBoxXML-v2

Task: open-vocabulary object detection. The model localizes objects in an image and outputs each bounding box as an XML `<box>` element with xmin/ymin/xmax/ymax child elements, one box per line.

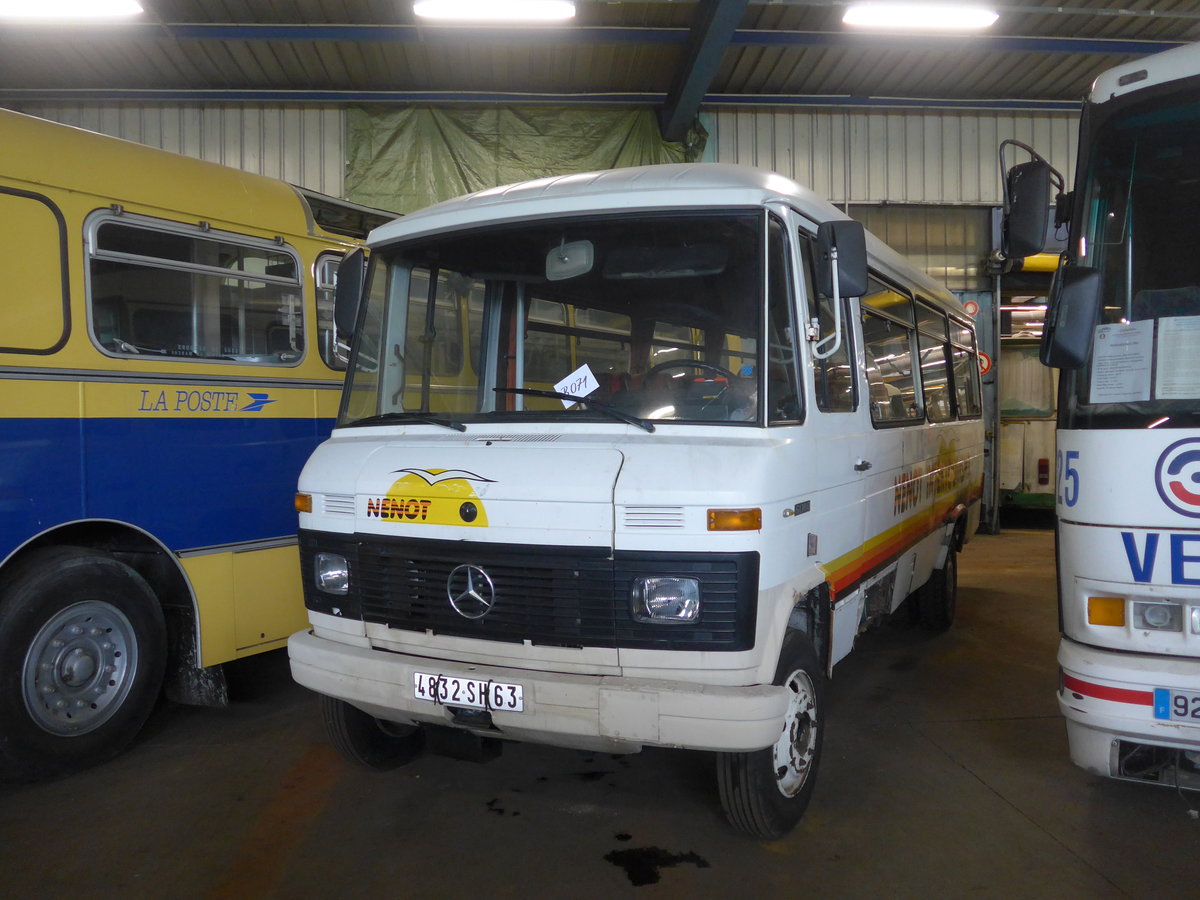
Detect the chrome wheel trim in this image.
<box><xmin>772</xmin><ymin>667</ymin><xmax>819</xmax><ymax>797</ymax></box>
<box><xmin>22</xmin><ymin>601</ymin><xmax>139</xmax><ymax>736</ymax></box>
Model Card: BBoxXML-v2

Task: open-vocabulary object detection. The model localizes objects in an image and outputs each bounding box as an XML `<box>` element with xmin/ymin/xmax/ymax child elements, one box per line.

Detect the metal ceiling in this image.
<box><xmin>2</xmin><ymin>1</ymin><xmax>1199</xmax><ymax>135</ymax></box>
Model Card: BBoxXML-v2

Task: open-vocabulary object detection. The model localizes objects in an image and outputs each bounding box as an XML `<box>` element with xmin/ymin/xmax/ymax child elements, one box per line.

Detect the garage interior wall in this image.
<box><xmin>10</xmin><ymin>103</ymin><xmax>1077</xmax><ymax>207</ymax></box>
<box><xmin>6</xmin><ymin>103</ymin><xmax>347</xmax><ymax>199</ymax></box>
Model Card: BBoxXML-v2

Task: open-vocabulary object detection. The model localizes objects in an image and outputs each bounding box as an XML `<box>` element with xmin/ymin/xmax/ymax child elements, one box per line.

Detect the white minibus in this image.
<box><xmin>289</xmin><ymin>164</ymin><xmax>984</xmax><ymax>837</ymax></box>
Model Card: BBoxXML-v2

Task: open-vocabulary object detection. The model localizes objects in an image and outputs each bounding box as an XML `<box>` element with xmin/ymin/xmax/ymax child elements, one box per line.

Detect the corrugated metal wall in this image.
<box><xmin>12</xmin><ymin>103</ymin><xmax>1078</xmax><ymax>211</ymax></box>
<box><xmin>7</xmin><ymin>103</ymin><xmax>346</xmax><ymax>198</ymax></box>
<box><xmin>705</xmin><ymin>107</ymin><xmax>1079</xmax><ymax>207</ymax></box>
<box><xmin>10</xmin><ymin>102</ymin><xmax>1078</xmax><ymax>213</ymax></box>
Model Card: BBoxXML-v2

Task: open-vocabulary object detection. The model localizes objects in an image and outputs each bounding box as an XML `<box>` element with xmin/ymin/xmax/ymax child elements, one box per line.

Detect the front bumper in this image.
<box><xmin>288</xmin><ymin>628</ymin><xmax>790</xmax><ymax>755</ymax></box>
<box><xmin>1057</xmin><ymin>637</ymin><xmax>1200</xmax><ymax>778</ymax></box>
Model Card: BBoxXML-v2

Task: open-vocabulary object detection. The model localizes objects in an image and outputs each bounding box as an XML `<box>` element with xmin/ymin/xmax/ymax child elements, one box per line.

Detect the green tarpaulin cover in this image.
<box><xmin>346</xmin><ymin>107</ymin><xmax>705</xmax><ymax>215</ymax></box>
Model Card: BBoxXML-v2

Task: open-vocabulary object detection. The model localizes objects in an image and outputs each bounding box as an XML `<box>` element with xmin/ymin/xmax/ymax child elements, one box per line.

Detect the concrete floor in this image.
<box><xmin>3</xmin><ymin>521</ymin><xmax>1198</xmax><ymax>899</ymax></box>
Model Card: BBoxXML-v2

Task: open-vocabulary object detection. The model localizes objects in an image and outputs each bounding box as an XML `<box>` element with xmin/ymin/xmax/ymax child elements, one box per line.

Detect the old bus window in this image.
<box><xmin>316</xmin><ymin>253</ymin><xmax>348</xmax><ymax>370</ymax></box>
<box><xmin>862</xmin><ymin>278</ymin><xmax>921</xmax><ymax>425</ymax></box>
<box><xmin>1</xmin><ymin>189</ymin><xmax>68</xmax><ymax>354</ymax></box>
<box><xmin>88</xmin><ymin>216</ymin><xmax>304</xmax><ymax>364</ymax></box>
<box><xmin>916</xmin><ymin>301</ymin><xmax>952</xmax><ymax>422</ymax></box>
<box><xmin>950</xmin><ymin>317</ymin><xmax>982</xmax><ymax>418</ymax></box>
<box><xmin>800</xmin><ymin>232</ymin><xmax>854</xmax><ymax>412</ymax></box>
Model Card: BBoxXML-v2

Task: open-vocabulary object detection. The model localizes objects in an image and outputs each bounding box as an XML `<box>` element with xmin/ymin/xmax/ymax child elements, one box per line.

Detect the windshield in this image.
<box><xmin>339</xmin><ymin>210</ymin><xmax>796</xmax><ymax>429</ymax></box>
<box><xmin>1063</xmin><ymin>95</ymin><xmax>1200</xmax><ymax>428</ymax></box>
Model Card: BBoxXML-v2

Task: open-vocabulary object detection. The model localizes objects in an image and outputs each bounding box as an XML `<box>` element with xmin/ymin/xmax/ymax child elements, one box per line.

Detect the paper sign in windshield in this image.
<box><xmin>554</xmin><ymin>363</ymin><xmax>599</xmax><ymax>408</ymax></box>
<box><xmin>1090</xmin><ymin>320</ymin><xmax>1152</xmax><ymax>403</ymax></box>
<box><xmin>1155</xmin><ymin>316</ymin><xmax>1200</xmax><ymax>400</ymax></box>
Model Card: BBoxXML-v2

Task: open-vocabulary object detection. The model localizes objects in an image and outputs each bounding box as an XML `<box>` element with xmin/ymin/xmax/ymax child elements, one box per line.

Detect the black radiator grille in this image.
<box><xmin>300</xmin><ymin>530</ymin><xmax>758</xmax><ymax>651</ymax></box>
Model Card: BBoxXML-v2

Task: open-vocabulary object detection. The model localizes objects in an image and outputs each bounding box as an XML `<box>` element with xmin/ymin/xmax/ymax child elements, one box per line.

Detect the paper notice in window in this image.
<box><xmin>1089</xmin><ymin>320</ymin><xmax>1152</xmax><ymax>403</ymax></box>
<box><xmin>554</xmin><ymin>363</ymin><xmax>598</xmax><ymax>408</ymax></box>
<box><xmin>1155</xmin><ymin>316</ymin><xmax>1200</xmax><ymax>399</ymax></box>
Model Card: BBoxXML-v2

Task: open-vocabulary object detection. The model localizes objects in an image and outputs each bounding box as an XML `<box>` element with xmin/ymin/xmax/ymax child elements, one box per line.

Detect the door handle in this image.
<box><xmin>854</xmin><ymin>458</ymin><xmax>872</xmax><ymax>471</ymax></box>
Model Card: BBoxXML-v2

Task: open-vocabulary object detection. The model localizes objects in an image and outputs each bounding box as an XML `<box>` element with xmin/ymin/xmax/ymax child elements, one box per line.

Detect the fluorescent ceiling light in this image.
<box><xmin>0</xmin><ymin>0</ymin><xmax>143</xmax><ymax>18</ymax></box>
<box><xmin>843</xmin><ymin>3</ymin><xmax>998</xmax><ymax>31</ymax></box>
<box><xmin>413</xmin><ymin>0</ymin><xmax>575</xmax><ymax>22</ymax></box>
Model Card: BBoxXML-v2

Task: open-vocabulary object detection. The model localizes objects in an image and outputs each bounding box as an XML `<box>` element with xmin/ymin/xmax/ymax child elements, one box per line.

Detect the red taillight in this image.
<box><xmin>1037</xmin><ymin>458</ymin><xmax>1050</xmax><ymax>485</ymax></box>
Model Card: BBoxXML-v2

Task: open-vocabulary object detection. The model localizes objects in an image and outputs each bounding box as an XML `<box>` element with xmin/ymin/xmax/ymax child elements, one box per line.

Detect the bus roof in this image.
<box><xmin>370</xmin><ymin>163</ymin><xmax>961</xmax><ymax>313</ymax></box>
<box><xmin>1090</xmin><ymin>41</ymin><xmax>1200</xmax><ymax>104</ymax></box>
<box><xmin>0</xmin><ymin>108</ymin><xmax>348</xmax><ymax>240</ymax></box>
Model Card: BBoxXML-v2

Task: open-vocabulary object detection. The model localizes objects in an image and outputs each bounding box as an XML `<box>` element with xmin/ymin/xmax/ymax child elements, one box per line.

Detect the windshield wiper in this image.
<box><xmin>346</xmin><ymin>412</ymin><xmax>467</xmax><ymax>432</ymax></box>
<box><xmin>494</xmin><ymin>388</ymin><xmax>655</xmax><ymax>433</ymax></box>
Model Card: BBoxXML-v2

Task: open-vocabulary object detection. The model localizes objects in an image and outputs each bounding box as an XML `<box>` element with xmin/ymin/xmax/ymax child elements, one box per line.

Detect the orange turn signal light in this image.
<box><xmin>295</xmin><ymin>493</ymin><xmax>313</xmax><ymax>514</ymax></box>
<box><xmin>1087</xmin><ymin>596</ymin><xmax>1125</xmax><ymax>627</ymax></box>
<box><xmin>707</xmin><ymin>508</ymin><xmax>762</xmax><ymax>531</ymax></box>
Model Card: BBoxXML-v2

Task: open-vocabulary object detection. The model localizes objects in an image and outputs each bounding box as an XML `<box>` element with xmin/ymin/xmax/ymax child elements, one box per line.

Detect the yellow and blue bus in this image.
<box><xmin>0</xmin><ymin>109</ymin><xmax>389</xmax><ymax>779</ymax></box>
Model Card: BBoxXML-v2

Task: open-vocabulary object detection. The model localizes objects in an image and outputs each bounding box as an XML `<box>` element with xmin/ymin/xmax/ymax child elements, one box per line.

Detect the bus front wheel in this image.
<box><xmin>716</xmin><ymin>633</ymin><xmax>824</xmax><ymax>839</ymax></box>
<box><xmin>321</xmin><ymin>695</ymin><xmax>424</xmax><ymax>770</ymax></box>
<box><xmin>0</xmin><ymin>547</ymin><xmax>167</xmax><ymax>780</ymax></box>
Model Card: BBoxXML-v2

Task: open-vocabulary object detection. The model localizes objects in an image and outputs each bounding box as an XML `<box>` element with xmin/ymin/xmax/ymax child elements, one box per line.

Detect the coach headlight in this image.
<box><xmin>314</xmin><ymin>552</ymin><xmax>350</xmax><ymax>596</ymax></box>
<box><xmin>631</xmin><ymin>576</ymin><xmax>700</xmax><ymax>624</ymax></box>
<box><xmin>1132</xmin><ymin>600</ymin><xmax>1182</xmax><ymax>632</ymax></box>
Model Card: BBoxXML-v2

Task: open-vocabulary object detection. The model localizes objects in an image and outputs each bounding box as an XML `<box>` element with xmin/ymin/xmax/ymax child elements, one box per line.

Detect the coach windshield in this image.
<box><xmin>338</xmin><ymin>210</ymin><xmax>802</xmax><ymax>429</ymax></box>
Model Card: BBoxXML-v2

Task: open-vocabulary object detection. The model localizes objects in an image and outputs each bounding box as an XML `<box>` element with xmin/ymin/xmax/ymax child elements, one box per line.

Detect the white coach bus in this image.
<box><xmin>1004</xmin><ymin>43</ymin><xmax>1200</xmax><ymax>790</ymax></box>
<box><xmin>288</xmin><ymin>164</ymin><xmax>984</xmax><ymax>838</ymax></box>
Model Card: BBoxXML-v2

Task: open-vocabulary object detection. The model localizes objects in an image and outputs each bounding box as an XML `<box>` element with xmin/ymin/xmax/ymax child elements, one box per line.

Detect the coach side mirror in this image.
<box><xmin>1003</xmin><ymin>159</ymin><xmax>1053</xmax><ymax>259</ymax></box>
<box><xmin>816</xmin><ymin>220</ymin><xmax>868</xmax><ymax>300</ymax></box>
<box><xmin>334</xmin><ymin>248</ymin><xmax>366</xmax><ymax>339</ymax></box>
<box><xmin>1040</xmin><ymin>265</ymin><xmax>1102</xmax><ymax>369</ymax></box>
<box><xmin>813</xmin><ymin>220</ymin><xmax>867</xmax><ymax>361</ymax></box>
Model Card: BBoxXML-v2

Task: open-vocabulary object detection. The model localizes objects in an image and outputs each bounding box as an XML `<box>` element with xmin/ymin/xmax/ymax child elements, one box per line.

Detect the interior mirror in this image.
<box><xmin>546</xmin><ymin>240</ymin><xmax>594</xmax><ymax>281</ymax></box>
<box><xmin>1003</xmin><ymin>159</ymin><xmax>1052</xmax><ymax>259</ymax></box>
<box><xmin>1040</xmin><ymin>265</ymin><xmax>1102</xmax><ymax>369</ymax></box>
<box><xmin>816</xmin><ymin>220</ymin><xmax>868</xmax><ymax>299</ymax></box>
<box><xmin>334</xmin><ymin>248</ymin><xmax>366</xmax><ymax>339</ymax></box>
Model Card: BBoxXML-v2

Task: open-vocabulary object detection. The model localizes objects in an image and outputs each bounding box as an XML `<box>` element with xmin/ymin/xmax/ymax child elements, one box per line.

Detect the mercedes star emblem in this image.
<box><xmin>446</xmin><ymin>564</ymin><xmax>496</xmax><ymax>620</ymax></box>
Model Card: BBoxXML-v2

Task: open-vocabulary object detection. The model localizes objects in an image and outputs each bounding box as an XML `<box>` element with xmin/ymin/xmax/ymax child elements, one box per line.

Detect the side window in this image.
<box><xmin>800</xmin><ymin>231</ymin><xmax>854</xmax><ymax>412</ymax></box>
<box><xmin>862</xmin><ymin>280</ymin><xmax>921</xmax><ymax>425</ymax></box>
<box><xmin>950</xmin><ymin>317</ymin><xmax>982</xmax><ymax>418</ymax></box>
<box><xmin>916</xmin><ymin>301</ymin><xmax>952</xmax><ymax>422</ymax></box>
<box><xmin>1</xmin><ymin>189</ymin><xmax>68</xmax><ymax>354</ymax></box>
<box><xmin>316</xmin><ymin>253</ymin><xmax>347</xmax><ymax>371</ymax></box>
<box><xmin>768</xmin><ymin>217</ymin><xmax>801</xmax><ymax>423</ymax></box>
<box><xmin>88</xmin><ymin>216</ymin><xmax>304</xmax><ymax>365</ymax></box>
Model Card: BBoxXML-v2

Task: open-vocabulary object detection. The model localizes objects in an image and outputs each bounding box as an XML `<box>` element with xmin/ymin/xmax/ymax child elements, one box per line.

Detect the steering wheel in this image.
<box><xmin>645</xmin><ymin>360</ymin><xmax>740</xmax><ymax>415</ymax></box>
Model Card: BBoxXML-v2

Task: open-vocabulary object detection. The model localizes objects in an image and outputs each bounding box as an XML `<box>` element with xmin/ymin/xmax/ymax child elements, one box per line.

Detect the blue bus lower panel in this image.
<box><xmin>0</xmin><ymin>417</ymin><xmax>334</xmax><ymax>555</ymax></box>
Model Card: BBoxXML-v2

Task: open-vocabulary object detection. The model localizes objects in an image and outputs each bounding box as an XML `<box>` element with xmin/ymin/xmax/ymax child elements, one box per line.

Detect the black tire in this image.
<box><xmin>917</xmin><ymin>548</ymin><xmax>958</xmax><ymax>632</ymax></box>
<box><xmin>717</xmin><ymin>633</ymin><xmax>824</xmax><ymax>839</ymax></box>
<box><xmin>321</xmin><ymin>695</ymin><xmax>423</xmax><ymax>770</ymax></box>
<box><xmin>0</xmin><ymin>547</ymin><xmax>167</xmax><ymax>781</ymax></box>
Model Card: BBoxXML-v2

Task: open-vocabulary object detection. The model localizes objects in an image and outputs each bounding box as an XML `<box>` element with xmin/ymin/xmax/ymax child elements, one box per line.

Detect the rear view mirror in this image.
<box><xmin>546</xmin><ymin>240</ymin><xmax>594</xmax><ymax>281</ymax></box>
<box><xmin>1003</xmin><ymin>159</ymin><xmax>1053</xmax><ymax>259</ymax></box>
<box><xmin>1040</xmin><ymin>265</ymin><xmax>1102</xmax><ymax>369</ymax></box>
<box><xmin>334</xmin><ymin>248</ymin><xmax>366</xmax><ymax>339</ymax></box>
<box><xmin>816</xmin><ymin>220</ymin><xmax>868</xmax><ymax>299</ymax></box>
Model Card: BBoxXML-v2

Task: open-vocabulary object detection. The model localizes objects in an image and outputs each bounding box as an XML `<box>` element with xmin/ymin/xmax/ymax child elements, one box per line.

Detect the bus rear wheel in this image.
<box><xmin>716</xmin><ymin>634</ymin><xmax>824</xmax><ymax>839</ymax></box>
<box><xmin>321</xmin><ymin>695</ymin><xmax>424</xmax><ymax>770</ymax></box>
<box><xmin>0</xmin><ymin>547</ymin><xmax>166</xmax><ymax>780</ymax></box>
